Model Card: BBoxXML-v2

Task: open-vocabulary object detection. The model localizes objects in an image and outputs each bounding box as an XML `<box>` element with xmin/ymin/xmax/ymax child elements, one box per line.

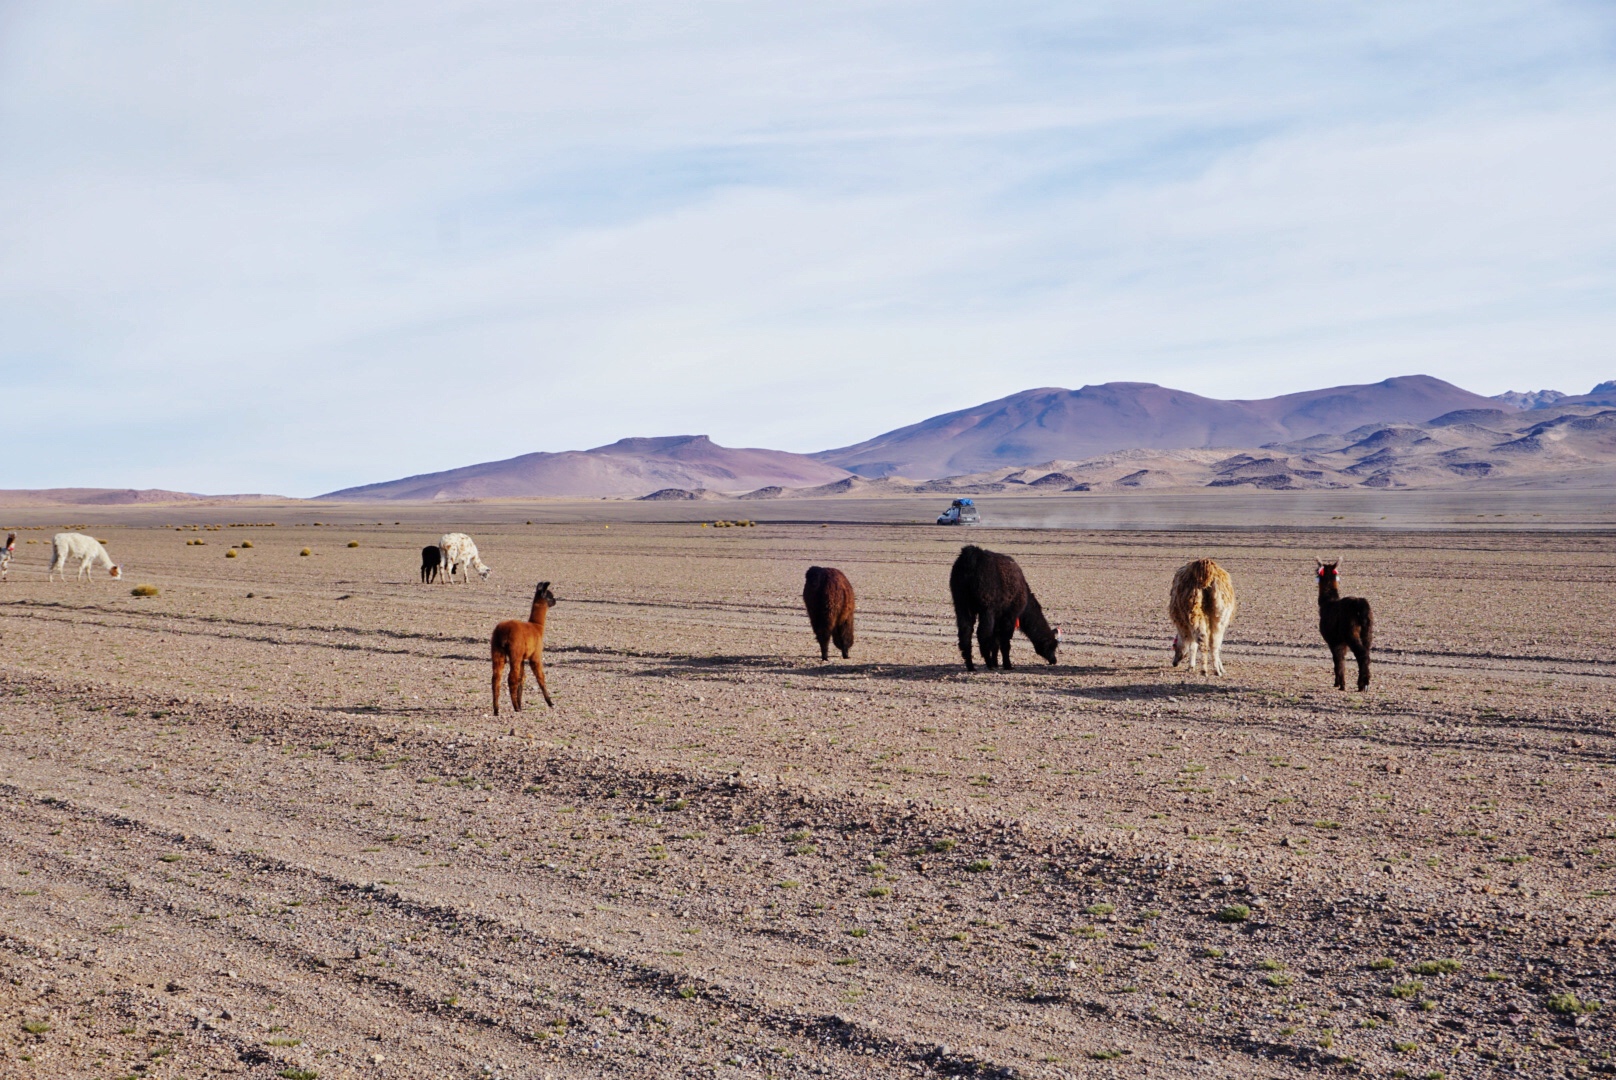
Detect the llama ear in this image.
<box><xmin>1315</xmin><ymin>557</ymin><xmax>1325</xmax><ymax>568</ymax></box>
<box><xmin>1054</xmin><ymin>625</ymin><xmax>1064</xmax><ymax>641</ymax></box>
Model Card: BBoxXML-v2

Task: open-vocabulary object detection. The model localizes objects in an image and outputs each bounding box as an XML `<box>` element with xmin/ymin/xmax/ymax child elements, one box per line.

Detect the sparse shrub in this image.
<box><xmin>1370</xmin><ymin>958</ymin><xmax>1397</xmax><ymax>970</ymax></box>
<box><xmin>928</xmin><ymin>838</ymin><xmax>956</xmax><ymax>853</ymax></box>
<box><xmin>1390</xmin><ymin>981</ymin><xmax>1424</xmax><ymax>999</ymax></box>
<box><xmin>278</xmin><ymin>1070</ymin><xmax>318</xmax><ymax>1080</ymax></box>
<box><xmin>866</xmin><ymin>886</ymin><xmax>890</xmax><ymax>898</ymax></box>
<box><xmin>240</xmin><ymin>540</ymin><xmax>253</xmax><ymax>548</ymax></box>
<box><xmin>1547</xmin><ymin>992</ymin><xmax>1600</xmax><ymax>1015</ymax></box>
<box><xmin>130</xmin><ymin>584</ymin><xmax>159</xmax><ymax>597</ymax></box>
<box><xmin>742</xmin><ymin>824</ymin><xmax>764</xmax><ymax>835</ymax></box>
<box><xmin>20</xmin><ymin>1020</ymin><xmax>49</xmax><ymax>1034</ymax></box>
<box><xmin>1086</xmin><ymin>902</ymin><xmax>1115</xmax><ymax>917</ymax></box>
<box><xmin>1393</xmin><ymin>1041</ymin><xmax>1419</xmax><ymax>1053</ymax></box>
<box><xmin>1264</xmin><ymin>972</ymin><xmax>1292</xmax><ymax>987</ymax></box>
<box><xmin>225</xmin><ymin>549</ymin><xmax>238</xmax><ymax>558</ymax></box>
<box><xmin>1216</xmin><ymin>904</ymin><xmax>1251</xmax><ymax>923</ymax></box>
<box><xmin>347</xmin><ymin>540</ymin><xmax>359</xmax><ymax>548</ymax></box>
<box><xmin>784</xmin><ymin>829</ymin><xmax>811</xmax><ymax>843</ymax></box>
<box><xmin>1411</xmin><ymin>959</ymin><xmax>1462</xmax><ymax>976</ymax></box>
<box><xmin>1199</xmin><ymin>946</ymin><xmax>1225</xmax><ymax>958</ymax></box>
<box><xmin>966</xmin><ymin>859</ymin><xmax>993</xmax><ymax>873</ymax></box>
<box><xmin>1257</xmin><ymin>958</ymin><xmax>1284</xmax><ymax>970</ymax></box>
<box><xmin>848</xmin><ymin>928</ymin><xmax>868</xmax><ymax>938</ymax></box>
<box><xmin>299</xmin><ymin>548</ymin><xmax>312</xmax><ymax>556</ymax></box>
<box><xmin>677</xmin><ymin>986</ymin><xmax>698</xmax><ymax>999</ymax></box>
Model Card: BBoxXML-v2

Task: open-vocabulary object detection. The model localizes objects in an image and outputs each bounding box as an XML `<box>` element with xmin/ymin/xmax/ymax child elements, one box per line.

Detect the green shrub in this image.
<box><xmin>966</xmin><ymin>859</ymin><xmax>993</xmax><ymax>873</ymax></box>
<box><xmin>1547</xmin><ymin>992</ymin><xmax>1600</xmax><ymax>1015</ymax></box>
<box><xmin>347</xmin><ymin>540</ymin><xmax>359</xmax><ymax>548</ymax></box>
<box><xmin>130</xmin><ymin>584</ymin><xmax>159</xmax><ymax>597</ymax></box>
<box><xmin>1390</xmin><ymin>981</ymin><xmax>1424</xmax><ymax>999</ymax></box>
<box><xmin>1216</xmin><ymin>904</ymin><xmax>1251</xmax><ymax>923</ymax></box>
<box><xmin>1086</xmin><ymin>902</ymin><xmax>1115</xmax><ymax>916</ymax></box>
<box><xmin>299</xmin><ymin>548</ymin><xmax>312</xmax><ymax>557</ymax></box>
<box><xmin>1370</xmin><ymin>958</ymin><xmax>1397</xmax><ymax>970</ymax></box>
<box><xmin>1411</xmin><ymin>959</ymin><xmax>1462</xmax><ymax>976</ymax></box>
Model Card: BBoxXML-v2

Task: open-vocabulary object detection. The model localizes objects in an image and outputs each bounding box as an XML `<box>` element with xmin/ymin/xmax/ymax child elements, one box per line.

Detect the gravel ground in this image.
<box><xmin>0</xmin><ymin>519</ymin><xmax>1611</xmax><ymax>1079</ymax></box>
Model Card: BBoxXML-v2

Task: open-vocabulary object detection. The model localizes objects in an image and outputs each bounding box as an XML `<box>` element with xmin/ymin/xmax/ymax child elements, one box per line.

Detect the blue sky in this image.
<box><xmin>1</xmin><ymin>1</ymin><xmax>1612</xmax><ymax>495</ymax></box>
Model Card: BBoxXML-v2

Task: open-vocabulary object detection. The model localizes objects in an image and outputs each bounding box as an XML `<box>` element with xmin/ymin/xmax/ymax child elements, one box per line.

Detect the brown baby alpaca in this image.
<box><xmin>491</xmin><ymin>581</ymin><xmax>557</xmax><ymax>714</ymax></box>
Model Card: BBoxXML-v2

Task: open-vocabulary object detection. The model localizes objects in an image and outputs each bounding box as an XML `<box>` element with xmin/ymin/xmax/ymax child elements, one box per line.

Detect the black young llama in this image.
<box><xmin>949</xmin><ymin>545</ymin><xmax>1061</xmax><ymax>671</ymax></box>
<box><xmin>420</xmin><ymin>544</ymin><xmax>442</xmax><ymax>584</ymax></box>
<box><xmin>1316</xmin><ymin>558</ymin><xmax>1373</xmax><ymax>691</ymax></box>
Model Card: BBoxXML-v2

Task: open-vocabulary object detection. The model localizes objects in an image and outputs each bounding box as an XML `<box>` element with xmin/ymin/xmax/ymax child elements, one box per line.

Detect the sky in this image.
<box><xmin>1</xmin><ymin>1</ymin><xmax>1613</xmax><ymax>496</ymax></box>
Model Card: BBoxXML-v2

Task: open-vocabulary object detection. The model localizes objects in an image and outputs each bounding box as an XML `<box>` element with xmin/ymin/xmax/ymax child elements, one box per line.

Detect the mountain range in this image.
<box><xmin>314</xmin><ymin>375</ymin><xmax>1614</xmax><ymax>500</ymax></box>
<box><xmin>3</xmin><ymin>376</ymin><xmax>1610</xmax><ymax>505</ymax></box>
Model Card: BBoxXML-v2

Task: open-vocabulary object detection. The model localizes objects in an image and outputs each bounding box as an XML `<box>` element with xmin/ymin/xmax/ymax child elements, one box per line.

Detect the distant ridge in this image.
<box><xmin>318</xmin><ymin>435</ymin><xmax>850</xmax><ymax>501</ymax></box>
<box><xmin>814</xmin><ymin>375</ymin><xmax>1509</xmax><ymax>479</ymax></box>
<box><xmin>0</xmin><ymin>488</ymin><xmax>284</xmax><ymax>507</ymax></box>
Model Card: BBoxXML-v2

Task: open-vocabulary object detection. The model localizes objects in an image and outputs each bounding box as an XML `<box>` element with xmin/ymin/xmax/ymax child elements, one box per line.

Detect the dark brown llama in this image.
<box><xmin>802</xmin><ymin>566</ymin><xmax>855</xmax><ymax>660</ymax></box>
<box><xmin>420</xmin><ymin>544</ymin><xmax>441</xmax><ymax>584</ymax></box>
<box><xmin>949</xmin><ymin>545</ymin><xmax>1061</xmax><ymax>671</ymax></box>
<box><xmin>491</xmin><ymin>581</ymin><xmax>557</xmax><ymax>714</ymax></box>
<box><xmin>1316</xmin><ymin>558</ymin><xmax>1372</xmax><ymax>691</ymax></box>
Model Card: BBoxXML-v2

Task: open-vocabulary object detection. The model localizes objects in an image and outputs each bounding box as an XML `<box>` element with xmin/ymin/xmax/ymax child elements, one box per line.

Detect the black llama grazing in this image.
<box><xmin>420</xmin><ymin>544</ymin><xmax>442</xmax><ymax>584</ymax></box>
<box><xmin>1316</xmin><ymin>558</ymin><xmax>1373</xmax><ymax>690</ymax></box>
<box><xmin>949</xmin><ymin>545</ymin><xmax>1061</xmax><ymax>671</ymax></box>
<box><xmin>802</xmin><ymin>566</ymin><xmax>855</xmax><ymax>661</ymax></box>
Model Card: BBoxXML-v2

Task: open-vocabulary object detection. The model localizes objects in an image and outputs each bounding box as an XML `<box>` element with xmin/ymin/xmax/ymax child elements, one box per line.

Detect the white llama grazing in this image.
<box><xmin>438</xmin><ymin>532</ymin><xmax>491</xmax><ymax>584</ymax></box>
<box><xmin>49</xmin><ymin>532</ymin><xmax>122</xmax><ymax>582</ymax></box>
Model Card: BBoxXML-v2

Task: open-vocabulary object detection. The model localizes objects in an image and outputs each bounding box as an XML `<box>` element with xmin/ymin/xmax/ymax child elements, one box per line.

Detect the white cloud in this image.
<box><xmin>0</xmin><ymin>1</ymin><xmax>1612</xmax><ymax>493</ymax></box>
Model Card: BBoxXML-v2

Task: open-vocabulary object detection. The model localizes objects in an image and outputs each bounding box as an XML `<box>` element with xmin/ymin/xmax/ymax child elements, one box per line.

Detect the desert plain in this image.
<box><xmin>0</xmin><ymin>496</ymin><xmax>1612</xmax><ymax>1080</ymax></box>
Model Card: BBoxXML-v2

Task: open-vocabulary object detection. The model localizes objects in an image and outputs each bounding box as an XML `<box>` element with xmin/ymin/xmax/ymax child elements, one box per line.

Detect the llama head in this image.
<box><xmin>476</xmin><ymin>564</ymin><xmax>492</xmax><ymax>580</ymax></box>
<box><xmin>532</xmin><ymin>580</ymin><xmax>556</xmax><ymax>608</ymax></box>
<box><xmin>1171</xmin><ymin>633</ymin><xmax>1184</xmax><ymax>666</ymax></box>
<box><xmin>108</xmin><ymin>564</ymin><xmax>122</xmax><ymax>579</ymax></box>
<box><xmin>1036</xmin><ymin>624</ymin><xmax>1060</xmax><ymax>665</ymax></box>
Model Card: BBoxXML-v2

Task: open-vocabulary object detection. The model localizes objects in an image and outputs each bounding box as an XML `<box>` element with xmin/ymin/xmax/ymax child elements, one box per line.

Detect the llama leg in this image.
<box><xmin>491</xmin><ymin>653</ymin><xmax>506</xmax><ymax>716</ymax></box>
<box><xmin>812</xmin><ymin>616</ymin><xmax>830</xmax><ymax>662</ymax></box>
<box><xmin>832</xmin><ymin>619</ymin><xmax>853</xmax><ymax>659</ymax></box>
<box><xmin>1209</xmin><ymin>625</ymin><xmax>1227</xmax><ymax>676</ymax></box>
<box><xmin>1351</xmin><ymin>638</ymin><xmax>1370</xmax><ymax>691</ymax></box>
<box><xmin>508</xmin><ymin>660</ymin><xmax>524</xmax><ymax>712</ymax></box>
<box><xmin>1184</xmin><ymin>630</ymin><xmax>1201</xmax><ymax>674</ymax></box>
<box><xmin>998</xmin><ymin>623</ymin><xmax>1015</xmax><ymax>670</ymax></box>
<box><xmin>956</xmin><ymin>612</ymin><xmax>977</xmax><ymax>671</ymax></box>
<box><xmin>977</xmin><ymin>614</ymin><xmax>999</xmax><ymax>669</ymax></box>
<box><xmin>529</xmin><ymin>657</ymin><xmax>554</xmax><ymax>708</ymax></box>
<box><xmin>1330</xmin><ymin>644</ymin><xmax>1347</xmax><ymax>690</ymax></box>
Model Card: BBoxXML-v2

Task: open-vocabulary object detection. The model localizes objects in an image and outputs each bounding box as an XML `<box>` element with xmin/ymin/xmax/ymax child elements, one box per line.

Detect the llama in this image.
<box><xmin>802</xmin><ymin>566</ymin><xmax>855</xmax><ymax>661</ymax></box>
<box><xmin>0</xmin><ymin>533</ymin><xmax>14</xmax><ymax>582</ymax></box>
<box><xmin>1169</xmin><ymin>558</ymin><xmax>1237</xmax><ymax>676</ymax></box>
<box><xmin>1316</xmin><ymin>558</ymin><xmax>1373</xmax><ymax>691</ymax></box>
<box><xmin>438</xmin><ymin>532</ymin><xmax>491</xmax><ymax>584</ymax></box>
<box><xmin>48</xmin><ymin>532</ymin><xmax>121</xmax><ymax>583</ymax></box>
<box><xmin>420</xmin><ymin>544</ymin><xmax>442</xmax><ymax>584</ymax></box>
<box><xmin>949</xmin><ymin>545</ymin><xmax>1060</xmax><ymax>671</ymax></box>
<box><xmin>491</xmin><ymin>580</ymin><xmax>557</xmax><ymax>714</ymax></box>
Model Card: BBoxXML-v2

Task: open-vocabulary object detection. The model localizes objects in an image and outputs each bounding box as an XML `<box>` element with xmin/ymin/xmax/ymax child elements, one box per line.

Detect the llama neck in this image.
<box><xmin>1318</xmin><ymin>581</ymin><xmax>1340</xmax><ymax>605</ymax></box>
<box><xmin>1020</xmin><ymin>595</ymin><xmax>1056</xmax><ymax>647</ymax></box>
<box><xmin>527</xmin><ymin>601</ymin><xmax>549</xmax><ymax>628</ymax></box>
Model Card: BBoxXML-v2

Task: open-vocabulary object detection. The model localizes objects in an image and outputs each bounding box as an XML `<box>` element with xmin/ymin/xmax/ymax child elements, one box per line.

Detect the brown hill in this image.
<box><xmin>318</xmin><ymin>436</ymin><xmax>850</xmax><ymax>501</ymax></box>
<box><xmin>814</xmin><ymin>375</ymin><xmax>1508</xmax><ymax>479</ymax></box>
<box><xmin>0</xmin><ymin>488</ymin><xmax>283</xmax><ymax>507</ymax></box>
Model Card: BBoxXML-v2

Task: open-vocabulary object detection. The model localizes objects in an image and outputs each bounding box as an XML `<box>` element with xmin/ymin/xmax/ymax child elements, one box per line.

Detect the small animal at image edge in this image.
<box><xmin>802</xmin><ymin>566</ymin><xmax>855</xmax><ymax>661</ymax></box>
<box><xmin>1169</xmin><ymin>558</ymin><xmax>1237</xmax><ymax>676</ymax></box>
<box><xmin>47</xmin><ymin>532</ymin><xmax>121</xmax><ymax>582</ymax></box>
<box><xmin>0</xmin><ymin>533</ymin><xmax>14</xmax><ymax>581</ymax></box>
<box><xmin>491</xmin><ymin>581</ymin><xmax>557</xmax><ymax>714</ymax></box>
<box><xmin>948</xmin><ymin>544</ymin><xmax>1060</xmax><ymax>672</ymax></box>
<box><xmin>1316</xmin><ymin>558</ymin><xmax>1373</xmax><ymax>691</ymax></box>
<box><xmin>438</xmin><ymin>531</ymin><xmax>491</xmax><ymax>583</ymax></box>
<box><xmin>419</xmin><ymin>544</ymin><xmax>441</xmax><ymax>584</ymax></box>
